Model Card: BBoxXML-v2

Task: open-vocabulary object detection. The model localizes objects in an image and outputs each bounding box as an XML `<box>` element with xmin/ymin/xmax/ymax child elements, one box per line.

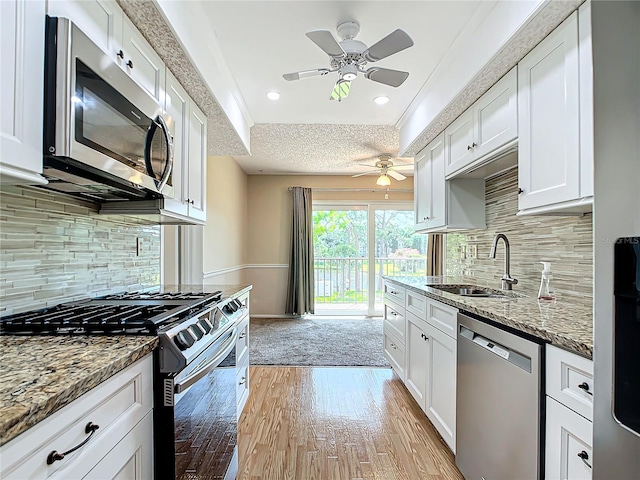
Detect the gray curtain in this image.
<box><xmin>285</xmin><ymin>187</ymin><xmax>314</xmax><ymax>315</ymax></box>
<box><xmin>427</xmin><ymin>233</ymin><xmax>443</xmax><ymax>276</ymax></box>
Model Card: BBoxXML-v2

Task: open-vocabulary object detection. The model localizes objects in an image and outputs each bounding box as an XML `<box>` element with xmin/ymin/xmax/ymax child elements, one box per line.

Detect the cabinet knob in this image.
<box><xmin>239</xmin><ymin>376</ymin><xmax>247</xmax><ymax>386</ymax></box>
<box><xmin>518</xmin><ymin>188</ymin><xmax>524</xmax><ymax>194</ymax></box>
<box><xmin>423</xmin><ymin>216</ymin><xmax>429</xmax><ymax>221</ymax></box>
<box><xmin>577</xmin><ymin>450</ymin><xmax>592</xmax><ymax>469</ymax></box>
<box><xmin>467</xmin><ymin>142</ymin><xmax>478</xmax><ymax>151</ymax></box>
<box><xmin>116</xmin><ymin>49</ymin><xmax>124</xmax><ymax>59</ymax></box>
<box><xmin>467</xmin><ymin>145</ymin><xmax>472</xmax><ymax>151</ymax></box>
<box><xmin>126</xmin><ymin>59</ymin><xmax>134</xmax><ymax>69</ymax></box>
<box><xmin>578</xmin><ymin>382</ymin><xmax>593</xmax><ymax>395</ymax></box>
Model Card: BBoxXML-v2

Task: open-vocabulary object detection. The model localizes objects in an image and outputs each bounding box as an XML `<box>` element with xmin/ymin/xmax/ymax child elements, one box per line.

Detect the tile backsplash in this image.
<box><xmin>0</xmin><ymin>186</ymin><xmax>160</xmax><ymax>314</ymax></box>
<box><xmin>446</xmin><ymin>168</ymin><xmax>593</xmax><ymax>301</ymax></box>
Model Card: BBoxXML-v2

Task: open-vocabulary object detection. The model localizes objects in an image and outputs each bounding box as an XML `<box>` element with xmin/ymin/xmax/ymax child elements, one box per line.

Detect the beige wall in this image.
<box><xmin>246</xmin><ymin>175</ymin><xmax>414</xmax><ymax>316</ymax></box>
<box><xmin>203</xmin><ymin>156</ymin><xmax>248</xmax><ymax>285</ymax></box>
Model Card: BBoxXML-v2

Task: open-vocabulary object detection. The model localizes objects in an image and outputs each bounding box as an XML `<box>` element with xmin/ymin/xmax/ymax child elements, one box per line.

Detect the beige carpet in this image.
<box><xmin>249</xmin><ymin>317</ymin><xmax>390</xmax><ymax>367</ymax></box>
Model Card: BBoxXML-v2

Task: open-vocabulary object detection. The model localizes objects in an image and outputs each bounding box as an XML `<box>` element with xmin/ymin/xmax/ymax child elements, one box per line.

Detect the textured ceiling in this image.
<box><xmin>235</xmin><ymin>124</ymin><xmax>412</xmax><ymax>175</ymax></box>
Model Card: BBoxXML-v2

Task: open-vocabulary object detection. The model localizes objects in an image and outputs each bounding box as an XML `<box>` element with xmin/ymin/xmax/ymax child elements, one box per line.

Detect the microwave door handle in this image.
<box><xmin>144</xmin><ymin>115</ymin><xmax>174</xmax><ymax>192</ymax></box>
<box><xmin>173</xmin><ymin>328</ymin><xmax>237</xmax><ymax>393</ymax></box>
<box><xmin>156</xmin><ymin>115</ymin><xmax>173</xmax><ymax>192</ymax></box>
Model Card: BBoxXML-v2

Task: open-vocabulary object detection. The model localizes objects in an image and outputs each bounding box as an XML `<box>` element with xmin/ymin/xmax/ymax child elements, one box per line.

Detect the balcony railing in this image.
<box><xmin>314</xmin><ymin>257</ymin><xmax>426</xmax><ymax>308</ymax></box>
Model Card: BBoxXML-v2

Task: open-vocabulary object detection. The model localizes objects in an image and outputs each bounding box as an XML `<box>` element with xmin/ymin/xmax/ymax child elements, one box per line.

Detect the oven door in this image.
<box><xmin>45</xmin><ymin>17</ymin><xmax>174</xmax><ymax>198</ymax></box>
<box><xmin>154</xmin><ymin>326</ymin><xmax>239</xmax><ymax>480</ymax></box>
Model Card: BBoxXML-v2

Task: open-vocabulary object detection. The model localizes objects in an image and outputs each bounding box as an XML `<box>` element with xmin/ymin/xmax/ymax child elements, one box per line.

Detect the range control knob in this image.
<box><xmin>189</xmin><ymin>324</ymin><xmax>204</xmax><ymax>340</ymax></box>
<box><xmin>224</xmin><ymin>302</ymin><xmax>237</xmax><ymax>313</ymax></box>
<box><xmin>198</xmin><ymin>317</ymin><xmax>213</xmax><ymax>334</ymax></box>
<box><xmin>234</xmin><ymin>299</ymin><xmax>244</xmax><ymax>309</ymax></box>
<box><xmin>174</xmin><ymin>329</ymin><xmax>195</xmax><ymax>351</ymax></box>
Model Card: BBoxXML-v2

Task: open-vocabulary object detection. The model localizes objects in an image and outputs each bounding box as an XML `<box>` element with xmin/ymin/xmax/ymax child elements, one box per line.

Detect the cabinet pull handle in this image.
<box><xmin>47</xmin><ymin>422</ymin><xmax>100</xmax><ymax>465</ymax></box>
<box><xmin>472</xmin><ymin>142</ymin><xmax>477</xmax><ymax>148</ymax></box>
<box><xmin>577</xmin><ymin>450</ymin><xmax>592</xmax><ymax>469</ymax></box>
<box><xmin>126</xmin><ymin>59</ymin><xmax>134</xmax><ymax>69</ymax></box>
<box><xmin>116</xmin><ymin>49</ymin><xmax>124</xmax><ymax>59</ymax></box>
<box><xmin>578</xmin><ymin>382</ymin><xmax>593</xmax><ymax>396</ymax></box>
<box><xmin>239</xmin><ymin>376</ymin><xmax>247</xmax><ymax>386</ymax></box>
<box><xmin>467</xmin><ymin>145</ymin><xmax>472</xmax><ymax>151</ymax></box>
<box><xmin>518</xmin><ymin>188</ymin><xmax>524</xmax><ymax>194</ymax></box>
<box><xmin>239</xmin><ymin>332</ymin><xmax>247</xmax><ymax>339</ymax></box>
<box><xmin>390</xmin><ymin>343</ymin><xmax>396</xmax><ymax>349</ymax></box>
<box><xmin>420</xmin><ymin>333</ymin><xmax>429</xmax><ymax>341</ymax></box>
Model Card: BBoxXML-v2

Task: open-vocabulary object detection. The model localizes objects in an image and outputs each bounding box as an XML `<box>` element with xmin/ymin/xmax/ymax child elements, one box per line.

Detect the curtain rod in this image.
<box><xmin>288</xmin><ymin>187</ymin><xmax>413</xmax><ymax>192</ymax></box>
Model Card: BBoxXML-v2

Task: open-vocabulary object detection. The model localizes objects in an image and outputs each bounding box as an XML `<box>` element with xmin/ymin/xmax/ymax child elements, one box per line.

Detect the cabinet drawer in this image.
<box><xmin>1</xmin><ymin>355</ymin><xmax>153</xmax><ymax>479</ymax></box>
<box><xmin>384</xmin><ymin>304</ymin><xmax>406</xmax><ymax>344</ymax></box>
<box><xmin>546</xmin><ymin>345</ymin><xmax>593</xmax><ymax>421</ymax></box>
<box><xmin>405</xmin><ymin>290</ymin><xmax>427</xmax><ymax>318</ymax></box>
<box><xmin>236</xmin><ymin>359</ymin><xmax>250</xmax><ymax>418</ymax></box>
<box><xmin>426</xmin><ymin>299</ymin><xmax>458</xmax><ymax>338</ymax></box>
<box><xmin>384</xmin><ymin>282</ymin><xmax>406</xmax><ymax>306</ymax></box>
<box><xmin>545</xmin><ymin>396</ymin><xmax>593</xmax><ymax>480</ymax></box>
<box><xmin>236</xmin><ymin>316</ymin><xmax>249</xmax><ymax>364</ymax></box>
<box><xmin>384</xmin><ymin>333</ymin><xmax>405</xmax><ymax>381</ymax></box>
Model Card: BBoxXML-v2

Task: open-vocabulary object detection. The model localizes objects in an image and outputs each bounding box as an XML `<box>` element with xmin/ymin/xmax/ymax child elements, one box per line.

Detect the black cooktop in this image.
<box><xmin>0</xmin><ymin>290</ymin><xmax>223</xmax><ymax>335</ymax></box>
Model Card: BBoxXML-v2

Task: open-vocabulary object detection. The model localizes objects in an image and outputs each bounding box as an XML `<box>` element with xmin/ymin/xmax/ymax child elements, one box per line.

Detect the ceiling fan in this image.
<box><xmin>283</xmin><ymin>21</ymin><xmax>414</xmax><ymax>101</ymax></box>
<box><xmin>352</xmin><ymin>154</ymin><xmax>414</xmax><ymax>186</ymax></box>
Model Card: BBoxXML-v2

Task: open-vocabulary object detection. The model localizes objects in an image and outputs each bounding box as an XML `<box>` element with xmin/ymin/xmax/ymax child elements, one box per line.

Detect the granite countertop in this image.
<box><xmin>384</xmin><ymin>276</ymin><xmax>593</xmax><ymax>359</ymax></box>
<box><xmin>0</xmin><ymin>283</ymin><xmax>253</xmax><ymax>446</ymax></box>
<box><xmin>0</xmin><ymin>336</ymin><xmax>157</xmax><ymax>446</ymax></box>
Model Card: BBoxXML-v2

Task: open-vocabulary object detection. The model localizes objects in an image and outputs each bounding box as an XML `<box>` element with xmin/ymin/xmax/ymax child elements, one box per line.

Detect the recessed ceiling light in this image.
<box><xmin>374</xmin><ymin>96</ymin><xmax>389</xmax><ymax>105</ymax></box>
<box><xmin>267</xmin><ymin>91</ymin><xmax>280</xmax><ymax>100</ymax></box>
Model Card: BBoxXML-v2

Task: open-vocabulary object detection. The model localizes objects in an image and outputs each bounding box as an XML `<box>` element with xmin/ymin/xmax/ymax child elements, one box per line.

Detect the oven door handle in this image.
<box><xmin>174</xmin><ymin>327</ymin><xmax>237</xmax><ymax>393</ymax></box>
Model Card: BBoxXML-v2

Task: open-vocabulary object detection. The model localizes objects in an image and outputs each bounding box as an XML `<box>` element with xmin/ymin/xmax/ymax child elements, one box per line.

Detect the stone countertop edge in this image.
<box><xmin>0</xmin><ymin>336</ymin><xmax>158</xmax><ymax>446</ymax></box>
<box><xmin>383</xmin><ymin>276</ymin><xmax>593</xmax><ymax>359</ymax></box>
<box><xmin>0</xmin><ymin>284</ymin><xmax>253</xmax><ymax>446</ymax></box>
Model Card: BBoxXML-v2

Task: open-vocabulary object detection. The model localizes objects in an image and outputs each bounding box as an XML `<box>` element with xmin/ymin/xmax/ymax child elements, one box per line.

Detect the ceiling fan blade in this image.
<box><xmin>352</xmin><ymin>170</ymin><xmax>379</xmax><ymax>177</ymax></box>
<box><xmin>387</xmin><ymin>170</ymin><xmax>407</xmax><ymax>181</ymax></box>
<box><xmin>365</xmin><ymin>67</ymin><xmax>409</xmax><ymax>87</ymax></box>
<box><xmin>306</xmin><ymin>30</ymin><xmax>346</xmax><ymax>58</ymax></box>
<box><xmin>329</xmin><ymin>80</ymin><xmax>351</xmax><ymax>101</ymax></box>
<box><xmin>364</xmin><ymin>29</ymin><xmax>414</xmax><ymax>62</ymax></box>
<box><xmin>283</xmin><ymin>68</ymin><xmax>331</xmax><ymax>81</ymax></box>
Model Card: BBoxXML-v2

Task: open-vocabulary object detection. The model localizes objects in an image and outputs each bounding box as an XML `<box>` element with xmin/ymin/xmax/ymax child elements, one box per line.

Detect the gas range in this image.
<box><xmin>0</xmin><ymin>289</ymin><xmax>248</xmax><ymax>374</ymax></box>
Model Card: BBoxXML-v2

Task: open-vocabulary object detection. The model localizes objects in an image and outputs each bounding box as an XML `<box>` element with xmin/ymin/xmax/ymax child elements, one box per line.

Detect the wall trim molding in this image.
<box><xmin>203</xmin><ymin>263</ymin><xmax>289</xmax><ymax>278</ymax></box>
<box><xmin>246</xmin><ymin>264</ymin><xmax>288</xmax><ymax>269</ymax></box>
<box><xmin>250</xmin><ymin>314</ymin><xmax>296</xmax><ymax>319</ymax></box>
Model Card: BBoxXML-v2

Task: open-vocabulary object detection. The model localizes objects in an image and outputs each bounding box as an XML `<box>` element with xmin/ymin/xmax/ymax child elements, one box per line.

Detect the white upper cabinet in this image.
<box><xmin>47</xmin><ymin>0</ymin><xmax>165</xmax><ymax>103</ymax></box>
<box><xmin>445</xmin><ymin>67</ymin><xmax>518</xmax><ymax>178</ymax></box>
<box><xmin>164</xmin><ymin>70</ymin><xmax>189</xmax><ymax>218</ymax></box>
<box><xmin>186</xmin><ymin>102</ymin><xmax>207</xmax><ymax>222</ymax></box>
<box><xmin>121</xmin><ymin>15</ymin><xmax>165</xmax><ymax>103</ymax></box>
<box><xmin>0</xmin><ymin>0</ymin><xmax>47</xmax><ymax>185</ymax></box>
<box><xmin>414</xmin><ymin>134</ymin><xmax>445</xmax><ymax>231</ymax></box>
<box><xmin>165</xmin><ymin>70</ymin><xmax>207</xmax><ymax>223</ymax></box>
<box><xmin>517</xmin><ymin>8</ymin><xmax>593</xmax><ymax>215</ymax></box>
<box><xmin>414</xmin><ymin>134</ymin><xmax>485</xmax><ymax>233</ymax></box>
<box><xmin>47</xmin><ymin>0</ymin><xmax>122</xmax><ymax>57</ymax></box>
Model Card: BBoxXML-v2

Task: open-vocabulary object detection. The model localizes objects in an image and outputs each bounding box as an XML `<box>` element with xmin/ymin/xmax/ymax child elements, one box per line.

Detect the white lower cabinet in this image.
<box><xmin>0</xmin><ymin>355</ymin><xmax>153</xmax><ymax>480</ymax></box>
<box><xmin>405</xmin><ymin>300</ymin><xmax>457</xmax><ymax>453</ymax></box>
<box><xmin>546</xmin><ymin>397</ymin><xmax>593</xmax><ymax>480</ymax></box>
<box><xmin>406</xmin><ymin>312</ymin><xmax>428</xmax><ymax>406</ymax></box>
<box><xmin>83</xmin><ymin>411</ymin><xmax>153</xmax><ymax>480</ymax></box>
<box><xmin>424</xmin><ymin>322</ymin><xmax>456</xmax><ymax>452</ymax></box>
<box><xmin>545</xmin><ymin>345</ymin><xmax>593</xmax><ymax>480</ymax></box>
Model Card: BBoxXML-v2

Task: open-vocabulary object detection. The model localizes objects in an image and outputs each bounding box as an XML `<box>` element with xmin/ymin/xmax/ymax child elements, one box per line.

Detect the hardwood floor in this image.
<box><xmin>238</xmin><ymin>366</ymin><xmax>464</xmax><ymax>480</ymax></box>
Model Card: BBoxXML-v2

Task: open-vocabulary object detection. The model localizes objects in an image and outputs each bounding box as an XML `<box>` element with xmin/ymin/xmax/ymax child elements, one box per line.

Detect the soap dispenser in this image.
<box><xmin>537</xmin><ymin>262</ymin><xmax>556</xmax><ymax>301</ymax></box>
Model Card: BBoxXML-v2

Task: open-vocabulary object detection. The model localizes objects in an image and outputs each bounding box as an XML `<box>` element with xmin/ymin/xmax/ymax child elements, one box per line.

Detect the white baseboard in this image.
<box><xmin>250</xmin><ymin>314</ymin><xmax>296</xmax><ymax>319</ymax></box>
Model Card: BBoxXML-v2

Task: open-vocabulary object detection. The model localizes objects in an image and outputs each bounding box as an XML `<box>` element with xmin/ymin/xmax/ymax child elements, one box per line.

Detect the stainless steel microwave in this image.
<box><xmin>42</xmin><ymin>16</ymin><xmax>174</xmax><ymax>202</ymax></box>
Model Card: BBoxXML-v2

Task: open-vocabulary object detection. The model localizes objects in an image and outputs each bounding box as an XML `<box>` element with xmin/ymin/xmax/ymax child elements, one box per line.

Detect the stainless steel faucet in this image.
<box><xmin>488</xmin><ymin>233</ymin><xmax>518</xmax><ymax>290</ymax></box>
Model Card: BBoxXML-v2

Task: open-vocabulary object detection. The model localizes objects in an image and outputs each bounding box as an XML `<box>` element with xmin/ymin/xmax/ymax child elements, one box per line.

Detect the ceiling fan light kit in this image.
<box><xmin>282</xmin><ymin>21</ymin><xmax>414</xmax><ymax>100</ymax></box>
<box><xmin>376</xmin><ymin>174</ymin><xmax>391</xmax><ymax>186</ymax></box>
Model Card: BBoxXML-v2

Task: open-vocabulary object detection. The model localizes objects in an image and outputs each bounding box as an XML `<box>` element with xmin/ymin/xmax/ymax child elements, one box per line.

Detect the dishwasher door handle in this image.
<box><xmin>459</xmin><ymin>324</ymin><xmax>532</xmax><ymax>373</ymax></box>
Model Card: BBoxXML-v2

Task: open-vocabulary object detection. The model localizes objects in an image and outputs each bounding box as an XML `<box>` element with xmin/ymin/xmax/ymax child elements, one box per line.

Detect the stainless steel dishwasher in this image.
<box><xmin>456</xmin><ymin>312</ymin><xmax>543</xmax><ymax>480</ymax></box>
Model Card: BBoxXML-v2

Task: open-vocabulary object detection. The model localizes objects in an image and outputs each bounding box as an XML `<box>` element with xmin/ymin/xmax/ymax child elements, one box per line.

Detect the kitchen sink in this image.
<box><xmin>428</xmin><ymin>284</ymin><xmax>525</xmax><ymax>299</ymax></box>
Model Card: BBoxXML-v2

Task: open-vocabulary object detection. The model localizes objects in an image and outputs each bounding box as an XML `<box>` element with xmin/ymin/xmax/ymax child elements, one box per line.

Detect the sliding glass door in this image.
<box><xmin>313</xmin><ymin>203</ymin><xmax>426</xmax><ymax>316</ymax></box>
